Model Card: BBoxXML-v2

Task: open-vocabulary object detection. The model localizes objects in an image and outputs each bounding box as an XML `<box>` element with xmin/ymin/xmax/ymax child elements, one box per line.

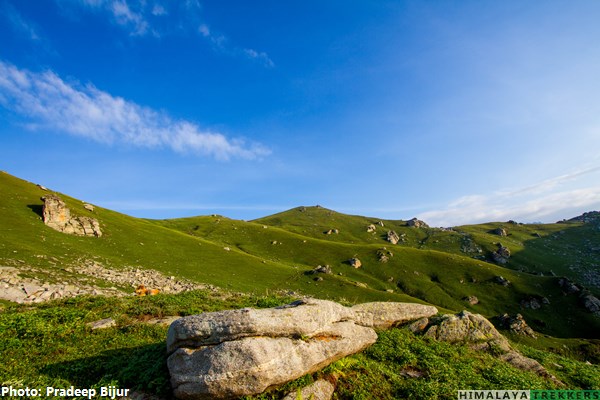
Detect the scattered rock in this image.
<box><xmin>366</xmin><ymin>224</ymin><xmax>377</xmax><ymax>233</ymax></box>
<box><xmin>348</xmin><ymin>258</ymin><xmax>362</xmax><ymax>269</ymax></box>
<box><xmin>492</xmin><ymin>276</ymin><xmax>511</xmax><ymax>286</ymax></box>
<box><xmin>406</xmin><ymin>218</ymin><xmax>428</xmax><ymax>228</ymax></box>
<box><xmin>324</xmin><ymin>229</ymin><xmax>339</xmax><ymax>235</ymax></box>
<box><xmin>377</xmin><ymin>248</ymin><xmax>392</xmax><ymax>263</ymax></box>
<box><xmin>497</xmin><ymin>314</ymin><xmax>537</xmax><ymax>338</ymax></box>
<box><xmin>281</xmin><ymin>380</ymin><xmax>335</xmax><ymax>400</ymax></box>
<box><xmin>580</xmin><ymin>292</ymin><xmax>600</xmax><ymax>314</ymax></box>
<box><xmin>491</xmin><ymin>227</ymin><xmax>508</xmax><ymax>237</ymax></box>
<box><xmin>310</xmin><ymin>265</ymin><xmax>332</xmax><ymax>275</ymax></box>
<box><xmin>41</xmin><ymin>195</ymin><xmax>102</xmax><ymax>237</ymax></box>
<box><xmin>377</xmin><ymin>221</ymin><xmax>385</xmax><ymax>227</ymax></box>
<box><xmin>167</xmin><ymin>298</ymin><xmax>437</xmax><ymax>399</ymax></box>
<box><xmin>463</xmin><ymin>296</ymin><xmax>479</xmax><ymax>305</ymax></box>
<box><xmin>520</xmin><ymin>296</ymin><xmax>542</xmax><ymax>310</ymax></box>
<box><xmin>386</xmin><ymin>230</ymin><xmax>400</xmax><ymax>245</ymax></box>
<box><xmin>407</xmin><ymin>317</ymin><xmax>429</xmax><ymax>334</ymax></box>
<box><xmin>558</xmin><ymin>278</ymin><xmax>580</xmax><ymax>294</ymax></box>
<box><xmin>37</xmin><ymin>184</ymin><xmax>48</xmax><ymax>191</ymax></box>
<box><xmin>83</xmin><ymin>203</ymin><xmax>95</xmax><ymax>212</ymax></box>
<box><xmin>87</xmin><ymin>318</ymin><xmax>116</xmax><ymax>330</ymax></box>
<box><xmin>314</xmin><ymin>277</ymin><xmax>324</xmax><ymax>282</ymax></box>
<box><xmin>492</xmin><ymin>245</ymin><xmax>510</xmax><ymax>264</ymax></box>
<box><xmin>422</xmin><ymin>311</ymin><xmax>561</xmax><ymax>385</ymax></box>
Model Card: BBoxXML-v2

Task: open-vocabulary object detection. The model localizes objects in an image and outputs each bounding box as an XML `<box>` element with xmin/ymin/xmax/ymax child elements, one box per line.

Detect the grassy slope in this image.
<box><xmin>2</xmin><ymin>172</ymin><xmax>600</xmax><ymax>398</ymax></box>
<box><xmin>155</xmin><ymin>209</ymin><xmax>600</xmax><ymax>338</ymax></box>
<box><xmin>1</xmin><ymin>171</ymin><xmax>599</xmax><ymax>337</ymax></box>
<box><xmin>0</xmin><ymin>293</ymin><xmax>598</xmax><ymax>399</ymax></box>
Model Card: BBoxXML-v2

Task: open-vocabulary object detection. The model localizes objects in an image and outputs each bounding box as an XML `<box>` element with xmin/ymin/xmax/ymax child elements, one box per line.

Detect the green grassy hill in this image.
<box><xmin>1</xmin><ymin>171</ymin><xmax>600</xmax><ymax>398</ymax></box>
<box><xmin>1</xmin><ymin>171</ymin><xmax>599</xmax><ymax>338</ymax></box>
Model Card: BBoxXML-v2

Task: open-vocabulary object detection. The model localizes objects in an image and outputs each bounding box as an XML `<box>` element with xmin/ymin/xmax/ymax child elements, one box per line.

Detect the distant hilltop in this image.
<box><xmin>559</xmin><ymin>211</ymin><xmax>600</xmax><ymax>224</ymax></box>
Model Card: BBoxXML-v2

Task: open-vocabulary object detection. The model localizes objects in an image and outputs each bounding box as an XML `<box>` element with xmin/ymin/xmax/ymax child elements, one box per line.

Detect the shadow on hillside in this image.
<box><xmin>40</xmin><ymin>342</ymin><xmax>174</xmax><ymax>398</ymax></box>
<box><xmin>27</xmin><ymin>204</ymin><xmax>43</xmax><ymax>219</ymax></box>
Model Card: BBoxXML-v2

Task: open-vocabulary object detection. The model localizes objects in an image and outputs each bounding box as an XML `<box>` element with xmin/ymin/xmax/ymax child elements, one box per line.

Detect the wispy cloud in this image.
<box><xmin>62</xmin><ymin>1</ymin><xmax>274</xmax><ymax>67</ymax></box>
<box><xmin>198</xmin><ymin>23</ymin><xmax>275</xmax><ymax>68</ymax></box>
<box><xmin>0</xmin><ymin>61</ymin><xmax>270</xmax><ymax>160</ymax></box>
<box><xmin>419</xmin><ymin>168</ymin><xmax>600</xmax><ymax>227</ymax></box>
<box><xmin>1</xmin><ymin>2</ymin><xmax>40</xmax><ymax>40</ymax></box>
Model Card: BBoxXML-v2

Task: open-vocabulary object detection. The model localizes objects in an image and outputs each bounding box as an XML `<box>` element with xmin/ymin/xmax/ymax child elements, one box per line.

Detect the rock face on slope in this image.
<box><xmin>497</xmin><ymin>313</ymin><xmax>537</xmax><ymax>338</ymax></box>
<box><xmin>41</xmin><ymin>195</ymin><xmax>102</xmax><ymax>237</ymax></box>
<box><xmin>492</xmin><ymin>244</ymin><xmax>510</xmax><ymax>264</ymax></box>
<box><xmin>386</xmin><ymin>230</ymin><xmax>400</xmax><ymax>244</ymax></box>
<box><xmin>407</xmin><ymin>218</ymin><xmax>428</xmax><ymax>228</ymax></box>
<box><xmin>166</xmin><ymin>298</ymin><xmax>438</xmax><ymax>399</ymax></box>
<box><xmin>421</xmin><ymin>311</ymin><xmax>561</xmax><ymax>385</ymax></box>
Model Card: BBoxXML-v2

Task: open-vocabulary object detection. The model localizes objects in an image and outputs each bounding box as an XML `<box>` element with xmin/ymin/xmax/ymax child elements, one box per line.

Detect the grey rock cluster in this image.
<box><xmin>0</xmin><ymin>265</ymin><xmax>122</xmax><ymax>303</ymax></box>
<box><xmin>348</xmin><ymin>257</ymin><xmax>362</xmax><ymax>268</ymax></box>
<box><xmin>386</xmin><ymin>230</ymin><xmax>400</xmax><ymax>244</ymax></box>
<box><xmin>557</xmin><ymin>278</ymin><xmax>600</xmax><ymax>315</ymax></box>
<box><xmin>42</xmin><ymin>195</ymin><xmax>102</xmax><ymax>237</ymax></box>
<box><xmin>166</xmin><ymin>298</ymin><xmax>437</xmax><ymax>399</ymax></box>
<box><xmin>492</xmin><ymin>227</ymin><xmax>508</xmax><ymax>236</ymax></box>
<box><xmin>419</xmin><ymin>311</ymin><xmax>561</xmax><ymax>385</ymax></box>
<box><xmin>497</xmin><ymin>313</ymin><xmax>537</xmax><ymax>338</ymax></box>
<box><xmin>0</xmin><ymin>261</ymin><xmax>212</xmax><ymax>304</ymax></box>
<box><xmin>492</xmin><ymin>245</ymin><xmax>511</xmax><ymax>264</ymax></box>
<box><xmin>66</xmin><ymin>261</ymin><xmax>213</xmax><ymax>295</ymax></box>
<box><xmin>407</xmin><ymin>218</ymin><xmax>428</xmax><ymax>228</ymax></box>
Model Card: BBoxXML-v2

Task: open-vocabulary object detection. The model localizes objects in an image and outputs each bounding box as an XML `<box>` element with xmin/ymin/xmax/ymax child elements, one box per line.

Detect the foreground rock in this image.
<box><xmin>281</xmin><ymin>380</ymin><xmax>335</xmax><ymax>400</ymax></box>
<box><xmin>42</xmin><ymin>195</ymin><xmax>102</xmax><ymax>237</ymax></box>
<box><xmin>167</xmin><ymin>298</ymin><xmax>437</xmax><ymax>399</ymax></box>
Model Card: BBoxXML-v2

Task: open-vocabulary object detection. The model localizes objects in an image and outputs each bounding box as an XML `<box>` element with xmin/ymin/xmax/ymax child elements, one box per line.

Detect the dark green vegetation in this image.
<box><xmin>1</xmin><ymin>171</ymin><xmax>599</xmax><ymax>398</ymax></box>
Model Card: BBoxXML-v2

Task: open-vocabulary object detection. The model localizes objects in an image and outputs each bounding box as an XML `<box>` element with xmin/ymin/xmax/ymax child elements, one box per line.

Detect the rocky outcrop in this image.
<box><xmin>558</xmin><ymin>278</ymin><xmax>580</xmax><ymax>294</ymax></box>
<box><xmin>0</xmin><ymin>261</ymin><xmax>212</xmax><ymax>304</ymax></box>
<box><xmin>167</xmin><ymin>298</ymin><xmax>437</xmax><ymax>399</ymax></box>
<box><xmin>497</xmin><ymin>313</ymin><xmax>537</xmax><ymax>338</ymax></box>
<box><xmin>0</xmin><ymin>265</ymin><xmax>123</xmax><ymax>304</ymax></box>
<box><xmin>422</xmin><ymin>311</ymin><xmax>561</xmax><ymax>385</ymax></box>
<box><xmin>309</xmin><ymin>265</ymin><xmax>332</xmax><ymax>275</ymax></box>
<box><xmin>580</xmin><ymin>292</ymin><xmax>600</xmax><ymax>314</ymax></box>
<box><xmin>386</xmin><ymin>230</ymin><xmax>400</xmax><ymax>244</ymax></box>
<box><xmin>492</xmin><ymin>275</ymin><xmax>511</xmax><ymax>286</ymax></box>
<box><xmin>377</xmin><ymin>248</ymin><xmax>392</xmax><ymax>263</ymax></box>
<box><xmin>492</xmin><ymin>245</ymin><xmax>510</xmax><ymax>264</ymax></box>
<box><xmin>41</xmin><ymin>195</ymin><xmax>102</xmax><ymax>237</ymax></box>
<box><xmin>366</xmin><ymin>224</ymin><xmax>377</xmax><ymax>233</ymax></box>
<box><xmin>407</xmin><ymin>218</ymin><xmax>428</xmax><ymax>228</ymax></box>
<box><xmin>463</xmin><ymin>295</ymin><xmax>479</xmax><ymax>305</ymax></box>
<box><xmin>491</xmin><ymin>227</ymin><xmax>507</xmax><ymax>236</ymax></box>
<box><xmin>348</xmin><ymin>258</ymin><xmax>362</xmax><ymax>268</ymax></box>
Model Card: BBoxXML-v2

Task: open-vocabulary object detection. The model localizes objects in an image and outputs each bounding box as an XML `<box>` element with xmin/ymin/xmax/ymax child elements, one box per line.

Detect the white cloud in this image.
<box><xmin>151</xmin><ymin>4</ymin><xmax>166</xmax><ymax>16</ymax></box>
<box><xmin>0</xmin><ymin>61</ymin><xmax>270</xmax><ymax>160</ymax></box>
<box><xmin>243</xmin><ymin>48</ymin><xmax>275</xmax><ymax>68</ymax></box>
<box><xmin>110</xmin><ymin>0</ymin><xmax>148</xmax><ymax>36</ymax></box>
<box><xmin>418</xmin><ymin>169</ymin><xmax>600</xmax><ymax>227</ymax></box>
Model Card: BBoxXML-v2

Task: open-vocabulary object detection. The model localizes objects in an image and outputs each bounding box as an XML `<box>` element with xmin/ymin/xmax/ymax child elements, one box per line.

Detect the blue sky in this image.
<box><xmin>1</xmin><ymin>0</ymin><xmax>600</xmax><ymax>226</ymax></box>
